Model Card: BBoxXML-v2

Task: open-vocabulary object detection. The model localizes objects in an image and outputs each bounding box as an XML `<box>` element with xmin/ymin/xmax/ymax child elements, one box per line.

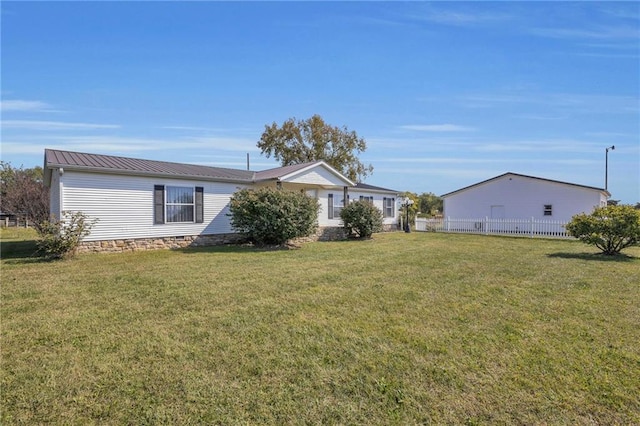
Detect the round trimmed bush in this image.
<box><xmin>229</xmin><ymin>187</ymin><xmax>320</xmax><ymax>245</ymax></box>
<box><xmin>340</xmin><ymin>200</ymin><xmax>383</xmax><ymax>239</ymax></box>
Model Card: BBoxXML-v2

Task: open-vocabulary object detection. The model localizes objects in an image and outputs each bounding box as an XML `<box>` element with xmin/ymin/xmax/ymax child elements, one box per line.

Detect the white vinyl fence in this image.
<box><xmin>415</xmin><ymin>217</ymin><xmax>571</xmax><ymax>238</ymax></box>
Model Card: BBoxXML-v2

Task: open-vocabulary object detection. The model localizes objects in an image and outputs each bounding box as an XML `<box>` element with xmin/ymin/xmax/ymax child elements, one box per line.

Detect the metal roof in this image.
<box><xmin>44</xmin><ymin>149</ymin><xmax>255</xmax><ymax>183</ymax></box>
<box><xmin>353</xmin><ymin>182</ymin><xmax>398</xmax><ymax>194</ymax></box>
<box><xmin>44</xmin><ymin>149</ymin><xmax>389</xmax><ymax>192</ymax></box>
<box><xmin>43</xmin><ymin>149</ymin><xmax>353</xmax><ymax>187</ymax></box>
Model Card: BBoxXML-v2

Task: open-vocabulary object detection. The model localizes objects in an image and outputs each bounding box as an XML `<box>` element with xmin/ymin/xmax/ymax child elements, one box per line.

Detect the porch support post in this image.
<box><xmin>343</xmin><ymin>186</ymin><xmax>349</xmax><ymax>208</ymax></box>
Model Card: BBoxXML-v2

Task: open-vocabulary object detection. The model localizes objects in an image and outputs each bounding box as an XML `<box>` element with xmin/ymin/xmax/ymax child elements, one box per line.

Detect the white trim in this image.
<box><xmin>279</xmin><ymin>161</ymin><xmax>355</xmax><ymax>187</ymax></box>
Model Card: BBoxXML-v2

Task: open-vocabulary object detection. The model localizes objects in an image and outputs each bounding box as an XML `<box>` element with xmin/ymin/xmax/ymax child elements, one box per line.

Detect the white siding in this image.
<box><xmin>59</xmin><ymin>171</ymin><xmax>245</xmax><ymax>241</ymax></box>
<box><xmin>287</xmin><ymin>167</ymin><xmax>348</xmax><ymax>186</ymax></box>
<box><xmin>349</xmin><ymin>190</ymin><xmax>398</xmax><ymax>226</ymax></box>
<box><xmin>444</xmin><ymin>174</ymin><xmax>605</xmax><ymax>222</ymax></box>
<box><xmin>317</xmin><ymin>188</ymin><xmax>398</xmax><ymax>227</ymax></box>
<box><xmin>317</xmin><ymin>189</ymin><xmax>342</xmax><ymax>227</ymax></box>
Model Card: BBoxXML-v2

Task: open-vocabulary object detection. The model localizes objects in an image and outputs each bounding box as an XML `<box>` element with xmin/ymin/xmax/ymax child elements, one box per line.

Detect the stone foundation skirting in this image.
<box><xmin>77</xmin><ymin>233</ymin><xmax>246</xmax><ymax>254</ymax></box>
<box><xmin>78</xmin><ymin>226</ymin><xmax>357</xmax><ymax>254</ymax></box>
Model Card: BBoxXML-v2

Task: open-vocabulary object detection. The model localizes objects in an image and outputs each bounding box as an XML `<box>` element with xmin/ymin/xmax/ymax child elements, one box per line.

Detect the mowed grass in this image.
<box><xmin>1</xmin><ymin>229</ymin><xmax>639</xmax><ymax>424</ymax></box>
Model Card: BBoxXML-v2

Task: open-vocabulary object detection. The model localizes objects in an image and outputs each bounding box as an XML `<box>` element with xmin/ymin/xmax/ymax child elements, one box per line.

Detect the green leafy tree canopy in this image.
<box><xmin>418</xmin><ymin>192</ymin><xmax>443</xmax><ymax>217</ymax></box>
<box><xmin>257</xmin><ymin>114</ymin><xmax>373</xmax><ymax>182</ymax></box>
<box><xmin>565</xmin><ymin>205</ymin><xmax>640</xmax><ymax>255</ymax></box>
<box><xmin>0</xmin><ymin>161</ymin><xmax>49</xmax><ymax>232</ymax></box>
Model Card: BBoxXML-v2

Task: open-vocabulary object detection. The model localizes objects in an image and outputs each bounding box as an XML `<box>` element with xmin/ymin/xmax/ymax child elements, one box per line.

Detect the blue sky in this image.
<box><xmin>2</xmin><ymin>1</ymin><xmax>639</xmax><ymax>203</ymax></box>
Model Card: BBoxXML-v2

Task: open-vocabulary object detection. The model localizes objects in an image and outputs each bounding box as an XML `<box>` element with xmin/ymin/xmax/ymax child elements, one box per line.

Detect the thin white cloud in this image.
<box><xmin>600</xmin><ymin>6</ymin><xmax>640</xmax><ymax>21</ymax></box>
<box><xmin>399</xmin><ymin>124</ymin><xmax>476</xmax><ymax>132</ymax></box>
<box><xmin>531</xmin><ymin>25</ymin><xmax>640</xmax><ymax>41</ymax></box>
<box><xmin>0</xmin><ymin>143</ymin><xmax>48</xmax><ymax>155</ymax></box>
<box><xmin>162</xmin><ymin>125</ymin><xmax>257</xmax><ymax>135</ymax></box>
<box><xmin>162</xmin><ymin>126</ymin><xmax>226</xmax><ymax>132</ymax></box>
<box><xmin>456</xmin><ymin>92</ymin><xmax>639</xmax><ymax>115</ymax></box>
<box><xmin>2</xmin><ymin>120</ymin><xmax>120</xmax><ymax>130</ymax></box>
<box><xmin>474</xmin><ymin>139</ymin><xmax>602</xmax><ymax>153</ymax></box>
<box><xmin>514</xmin><ymin>113</ymin><xmax>568</xmax><ymax>121</ymax></box>
<box><xmin>370</xmin><ymin>156</ymin><xmax>598</xmax><ymax>166</ymax></box>
<box><xmin>1</xmin><ymin>135</ymin><xmax>258</xmax><ymax>156</ymax></box>
<box><xmin>422</xmin><ymin>10</ymin><xmax>511</xmax><ymax>26</ymax></box>
<box><xmin>0</xmin><ymin>100</ymin><xmax>54</xmax><ymax>112</ymax></box>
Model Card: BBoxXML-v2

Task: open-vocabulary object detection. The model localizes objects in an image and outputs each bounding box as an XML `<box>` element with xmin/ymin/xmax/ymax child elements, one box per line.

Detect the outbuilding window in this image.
<box><xmin>543</xmin><ymin>204</ymin><xmax>553</xmax><ymax>216</ymax></box>
<box><xmin>154</xmin><ymin>185</ymin><xmax>203</xmax><ymax>224</ymax></box>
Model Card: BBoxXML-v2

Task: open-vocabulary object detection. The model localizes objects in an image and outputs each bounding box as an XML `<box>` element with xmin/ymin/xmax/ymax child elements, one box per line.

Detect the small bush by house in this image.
<box><xmin>37</xmin><ymin>211</ymin><xmax>96</xmax><ymax>259</ymax></box>
<box><xmin>340</xmin><ymin>200</ymin><xmax>383</xmax><ymax>239</ymax></box>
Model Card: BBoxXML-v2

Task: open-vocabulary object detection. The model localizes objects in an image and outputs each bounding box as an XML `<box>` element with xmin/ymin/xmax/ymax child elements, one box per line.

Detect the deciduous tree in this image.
<box><xmin>257</xmin><ymin>115</ymin><xmax>373</xmax><ymax>182</ymax></box>
<box><xmin>418</xmin><ymin>192</ymin><xmax>443</xmax><ymax>217</ymax></box>
<box><xmin>0</xmin><ymin>162</ymin><xmax>49</xmax><ymax>232</ymax></box>
<box><xmin>565</xmin><ymin>205</ymin><xmax>640</xmax><ymax>255</ymax></box>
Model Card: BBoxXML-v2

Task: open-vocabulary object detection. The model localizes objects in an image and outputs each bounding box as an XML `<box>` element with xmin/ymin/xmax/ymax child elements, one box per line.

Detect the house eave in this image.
<box><xmin>44</xmin><ymin>163</ymin><xmax>256</xmax><ymax>186</ymax></box>
<box><xmin>280</xmin><ymin>161</ymin><xmax>356</xmax><ymax>187</ymax></box>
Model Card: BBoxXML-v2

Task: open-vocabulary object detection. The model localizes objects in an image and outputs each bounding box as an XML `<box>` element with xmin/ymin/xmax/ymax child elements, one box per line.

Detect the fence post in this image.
<box><xmin>530</xmin><ymin>217</ymin><xmax>534</xmax><ymax>238</ymax></box>
<box><xmin>485</xmin><ymin>217</ymin><xmax>489</xmax><ymax>235</ymax></box>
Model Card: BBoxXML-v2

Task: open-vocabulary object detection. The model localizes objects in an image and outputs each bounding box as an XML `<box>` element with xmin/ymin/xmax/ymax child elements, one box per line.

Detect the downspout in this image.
<box><xmin>57</xmin><ymin>167</ymin><xmax>64</xmax><ymax>220</ymax></box>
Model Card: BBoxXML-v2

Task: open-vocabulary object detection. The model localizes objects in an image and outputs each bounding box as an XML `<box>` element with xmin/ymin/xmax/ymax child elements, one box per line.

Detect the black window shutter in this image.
<box><xmin>328</xmin><ymin>194</ymin><xmax>334</xmax><ymax>219</ymax></box>
<box><xmin>195</xmin><ymin>186</ymin><xmax>204</xmax><ymax>223</ymax></box>
<box><xmin>154</xmin><ymin>185</ymin><xmax>164</xmax><ymax>224</ymax></box>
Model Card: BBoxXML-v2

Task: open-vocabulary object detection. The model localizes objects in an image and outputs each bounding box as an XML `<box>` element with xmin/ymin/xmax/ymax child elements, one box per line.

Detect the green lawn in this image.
<box><xmin>2</xmin><ymin>229</ymin><xmax>639</xmax><ymax>424</ymax></box>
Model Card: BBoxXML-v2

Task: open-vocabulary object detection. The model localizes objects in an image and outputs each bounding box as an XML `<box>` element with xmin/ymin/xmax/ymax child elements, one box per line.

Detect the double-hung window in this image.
<box><xmin>154</xmin><ymin>185</ymin><xmax>203</xmax><ymax>224</ymax></box>
<box><xmin>327</xmin><ymin>194</ymin><xmax>348</xmax><ymax>219</ymax></box>
<box><xmin>359</xmin><ymin>196</ymin><xmax>374</xmax><ymax>204</ymax></box>
<box><xmin>543</xmin><ymin>204</ymin><xmax>553</xmax><ymax>216</ymax></box>
<box><xmin>383</xmin><ymin>197</ymin><xmax>395</xmax><ymax>218</ymax></box>
<box><xmin>167</xmin><ymin>186</ymin><xmax>195</xmax><ymax>222</ymax></box>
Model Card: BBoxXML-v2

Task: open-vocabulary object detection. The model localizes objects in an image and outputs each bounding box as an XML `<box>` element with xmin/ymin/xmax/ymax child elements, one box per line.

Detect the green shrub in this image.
<box><xmin>229</xmin><ymin>187</ymin><xmax>320</xmax><ymax>245</ymax></box>
<box><xmin>340</xmin><ymin>200</ymin><xmax>383</xmax><ymax>239</ymax></box>
<box><xmin>37</xmin><ymin>211</ymin><xmax>96</xmax><ymax>259</ymax></box>
<box><xmin>566</xmin><ymin>204</ymin><xmax>640</xmax><ymax>255</ymax></box>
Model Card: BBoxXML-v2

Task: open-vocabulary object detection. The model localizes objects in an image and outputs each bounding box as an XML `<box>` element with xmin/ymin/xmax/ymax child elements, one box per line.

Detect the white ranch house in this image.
<box><xmin>44</xmin><ymin>149</ymin><xmax>399</xmax><ymax>252</ymax></box>
<box><xmin>442</xmin><ymin>172</ymin><xmax>609</xmax><ymax>222</ymax></box>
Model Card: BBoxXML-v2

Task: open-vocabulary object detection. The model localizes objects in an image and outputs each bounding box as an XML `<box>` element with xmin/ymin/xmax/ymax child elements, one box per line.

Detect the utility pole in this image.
<box><xmin>605</xmin><ymin>145</ymin><xmax>615</xmax><ymax>192</ymax></box>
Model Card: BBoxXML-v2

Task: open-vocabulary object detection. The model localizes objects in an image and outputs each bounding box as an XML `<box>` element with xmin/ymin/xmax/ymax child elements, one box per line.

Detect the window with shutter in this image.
<box><xmin>154</xmin><ymin>185</ymin><xmax>165</xmax><ymax>224</ymax></box>
<box><xmin>383</xmin><ymin>197</ymin><xmax>395</xmax><ymax>218</ymax></box>
<box><xmin>328</xmin><ymin>194</ymin><xmax>334</xmax><ymax>219</ymax></box>
<box><xmin>154</xmin><ymin>185</ymin><xmax>204</xmax><ymax>224</ymax></box>
<box><xmin>195</xmin><ymin>187</ymin><xmax>204</xmax><ymax>223</ymax></box>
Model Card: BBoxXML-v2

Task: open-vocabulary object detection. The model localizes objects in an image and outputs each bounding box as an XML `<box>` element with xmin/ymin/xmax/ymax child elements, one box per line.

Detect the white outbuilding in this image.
<box><xmin>442</xmin><ymin>172</ymin><xmax>609</xmax><ymax>222</ymax></box>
